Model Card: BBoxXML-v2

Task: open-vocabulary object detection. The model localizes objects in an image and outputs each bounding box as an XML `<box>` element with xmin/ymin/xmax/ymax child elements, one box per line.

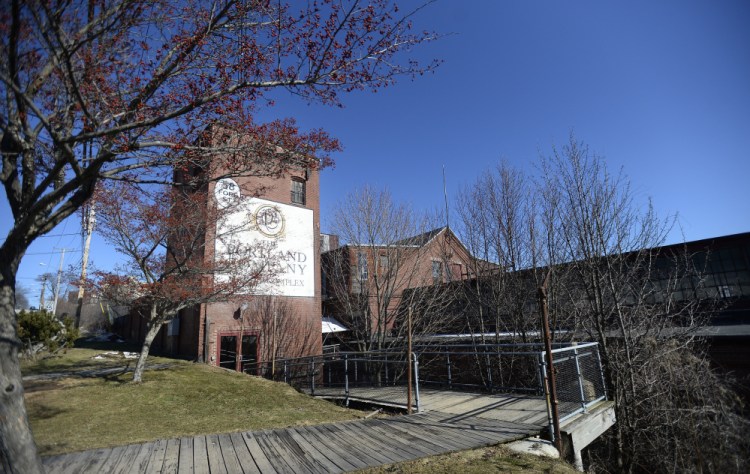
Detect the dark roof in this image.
<box><xmin>393</xmin><ymin>227</ymin><xmax>447</xmax><ymax>247</ymax></box>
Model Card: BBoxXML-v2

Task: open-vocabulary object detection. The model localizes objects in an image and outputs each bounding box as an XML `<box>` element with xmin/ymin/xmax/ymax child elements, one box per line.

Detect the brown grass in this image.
<box><xmin>22</xmin><ymin>348</ymin><xmax>363</xmax><ymax>455</ymax></box>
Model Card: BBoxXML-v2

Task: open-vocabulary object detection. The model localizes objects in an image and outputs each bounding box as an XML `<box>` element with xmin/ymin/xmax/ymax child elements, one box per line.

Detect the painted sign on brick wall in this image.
<box><xmin>214</xmin><ymin>178</ymin><xmax>314</xmax><ymax>297</ymax></box>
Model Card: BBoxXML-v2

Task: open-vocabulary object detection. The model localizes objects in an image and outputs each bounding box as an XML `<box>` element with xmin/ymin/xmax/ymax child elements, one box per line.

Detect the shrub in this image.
<box><xmin>18</xmin><ymin>309</ymin><xmax>79</xmax><ymax>354</ymax></box>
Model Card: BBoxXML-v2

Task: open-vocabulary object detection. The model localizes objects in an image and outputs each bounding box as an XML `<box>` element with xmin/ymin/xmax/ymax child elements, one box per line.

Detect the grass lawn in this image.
<box><xmin>21</xmin><ymin>346</ymin><xmax>363</xmax><ymax>456</ymax></box>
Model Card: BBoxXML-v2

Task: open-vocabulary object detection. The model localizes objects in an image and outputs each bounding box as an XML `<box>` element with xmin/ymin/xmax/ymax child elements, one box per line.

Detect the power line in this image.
<box><xmin>0</xmin><ymin>232</ymin><xmax>81</xmax><ymax>244</ymax></box>
<box><xmin>35</xmin><ymin>233</ymin><xmax>81</xmax><ymax>238</ymax></box>
<box><xmin>25</xmin><ymin>250</ymin><xmax>81</xmax><ymax>256</ymax></box>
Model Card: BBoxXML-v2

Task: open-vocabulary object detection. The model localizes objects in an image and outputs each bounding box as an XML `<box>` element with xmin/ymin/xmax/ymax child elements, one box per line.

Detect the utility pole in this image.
<box><xmin>39</xmin><ymin>274</ymin><xmax>48</xmax><ymax>310</ymax></box>
<box><xmin>75</xmin><ymin>202</ymin><xmax>95</xmax><ymax>328</ymax></box>
<box><xmin>75</xmin><ymin>0</ymin><xmax>97</xmax><ymax>329</ymax></box>
<box><xmin>52</xmin><ymin>248</ymin><xmax>70</xmax><ymax>316</ymax></box>
<box><xmin>442</xmin><ymin>165</ymin><xmax>450</xmax><ymax>230</ymax></box>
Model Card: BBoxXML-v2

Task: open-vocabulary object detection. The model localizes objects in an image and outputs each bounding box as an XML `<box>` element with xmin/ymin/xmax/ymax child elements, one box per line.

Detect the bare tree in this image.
<box><xmin>92</xmin><ymin>181</ymin><xmax>274</xmax><ymax>383</ymax></box>
<box><xmin>452</xmin><ymin>135</ymin><xmax>748</xmax><ymax>472</ymax></box>
<box><xmin>455</xmin><ymin>162</ymin><xmax>542</xmax><ymax>343</ymax></box>
<box><xmin>249</xmin><ymin>296</ymin><xmax>319</xmax><ymax>376</ymax></box>
<box><xmin>324</xmin><ymin>187</ymin><xmax>461</xmax><ymax>353</ymax></box>
<box><xmin>539</xmin><ymin>135</ymin><xmax>747</xmax><ymax>473</ymax></box>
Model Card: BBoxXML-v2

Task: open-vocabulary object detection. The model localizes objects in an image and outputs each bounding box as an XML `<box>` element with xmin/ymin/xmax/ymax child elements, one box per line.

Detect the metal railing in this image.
<box><xmin>252</xmin><ymin>351</ymin><xmax>421</xmax><ymax>411</ymax></box>
<box><xmin>541</xmin><ymin>342</ymin><xmax>608</xmax><ymax>422</ymax></box>
<box><xmin>265</xmin><ymin>342</ymin><xmax>607</xmax><ymax>433</ymax></box>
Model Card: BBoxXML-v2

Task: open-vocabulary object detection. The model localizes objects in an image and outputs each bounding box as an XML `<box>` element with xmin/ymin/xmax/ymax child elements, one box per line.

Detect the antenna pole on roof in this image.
<box><xmin>442</xmin><ymin>165</ymin><xmax>450</xmax><ymax>230</ymax></box>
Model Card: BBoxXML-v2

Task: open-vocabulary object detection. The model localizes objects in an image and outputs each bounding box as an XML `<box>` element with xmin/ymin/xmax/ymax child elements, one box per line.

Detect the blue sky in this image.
<box><xmin>4</xmin><ymin>0</ymin><xmax>750</xmax><ymax>305</ymax></box>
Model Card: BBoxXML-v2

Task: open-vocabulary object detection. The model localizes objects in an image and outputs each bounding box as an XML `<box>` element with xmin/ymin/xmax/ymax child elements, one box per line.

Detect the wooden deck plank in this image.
<box><xmin>145</xmin><ymin>439</ymin><xmax>168</xmax><ymax>474</ymax></box>
<box><xmin>275</xmin><ymin>429</ymin><xmax>332</xmax><ymax>474</ymax></box>
<box><xmin>125</xmin><ymin>442</ymin><xmax>154</xmax><ymax>474</ymax></box>
<box><xmin>41</xmin><ymin>453</ymin><xmax>68</xmax><ymax>473</ymax></box>
<box><xmin>320</xmin><ymin>422</ymin><xmax>395</xmax><ymax>465</ymax></box>
<box><xmin>49</xmin><ymin>451</ymin><xmax>84</xmax><ymax>474</ymax></box>
<box><xmin>303</xmin><ymin>425</ymin><xmax>373</xmax><ymax>470</ymax></box>
<box><xmin>385</xmin><ymin>416</ymin><xmax>474</xmax><ymax>451</ymax></box>
<box><xmin>400</xmin><ymin>417</ymin><xmax>485</xmax><ymax>450</ymax></box>
<box><xmin>417</xmin><ymin>413</ymin><xmax>509</xmax><ymax>445</ymax></box>
<box><xmin>373</xmin><ymin>418</ymin><xmax>458</xmax><ymax>453</ymax></box>
<box><xmin>241</xmin><ymin>431</ymin><xmax>278</xmax><ymax>474</ymax></box>
<box><xmin>109</xmin><ymin>444</ymin><xmax>143</xmax><ymax>474</ymax></box>
<box><xmin>217</xmin><ymin>433</ymin><xmax>243</xmax><ymax>474</ymax></box>
<box><xmin>161</xmin><ymin>438</ymin><xmax>180</xmax><ymax>474</ymax></box>
<box><xmin>192</xmin><ymin>435</ymin><xmax>210</xmax><ymax>474</ymax></box>
<box><xmin>367</xmin><ymin>419</ymin><xmax>444</xmax><ymax>456</ymax></box>
<box><xmin>57</xmin><ymin>448</ymin><xmax>94</xmax><ymax>474</ymax></box>
<box><xmin>427</xmin><ymin>416</ymin><xmax>511</xmax><ymax>447</ymax></box>
<box><xmin>445</xmin><ymin>419</ymin><xmax>528</xmax><ymax>446</ymax></box>
<box><xmin>354</xmin><ymin>419</ymin><xmax>429</xmax><ymax>460</ymax></box>
<box><xmin>255</xmin><ymin>431</ymin><xmax>309</xmax><ymax>474</ymax></box>
<box><xmin>83</xmin><ymin>447</ymin><xmax>116</xmax><ymax>472</ymax></box>
<box><xmin>312</xmin><ymin>423</ymin><xmax>386</xmax><ymax>467</ymax></box>
<box><xmin>290</xmin><ymin>426</ymin><xmax>355</xmax><ymax>472</ymax></box>
<box><xmin>228</xmin><ymin>432</ymin><xmax>260</xmax><ymax>474</ymax></box>
<box><xmin>177</xmin><ymin>437</ymin><xmax>194</xmax><ymax>474</ymax></box>
<box><xmin>324</xmin><ymin>422</ymin><xmax>400</xmax><ymax>465</ymax></box>
<box><xmin>97</xmin><ymin>445</ymin><xmax>127</xmax><ymax>473</ymax></box>
<box><xmin>205</xmin><ymin>434</ymin><xmax>228</xmax><ymax>474</ymax></box>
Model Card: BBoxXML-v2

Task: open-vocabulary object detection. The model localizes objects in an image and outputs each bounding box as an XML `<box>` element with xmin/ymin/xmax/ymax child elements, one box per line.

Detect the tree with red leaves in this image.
<box><xmin>0</xmin><ymin>1</ymin><xmax>438</xmax><ymax>470</ymax></box>
<box><xmin>93</xmin><ymin>182</ymin><xmax>274</xmax><ymax>383</ymax></box>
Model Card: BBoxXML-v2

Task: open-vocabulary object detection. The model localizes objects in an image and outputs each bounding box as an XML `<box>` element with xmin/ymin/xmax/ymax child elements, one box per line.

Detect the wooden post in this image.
<box><xmin>539</xmin><ymin>269</ymin><xmax>562</xmax><ymax>453</ymax></box>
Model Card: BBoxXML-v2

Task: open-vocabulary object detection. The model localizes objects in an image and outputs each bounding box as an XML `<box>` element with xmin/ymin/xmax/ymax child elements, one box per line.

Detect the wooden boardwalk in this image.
<box><xmin>41</xmin><ymin>391</ymin><xmax>549</xmax><ymax>473</ymax></box>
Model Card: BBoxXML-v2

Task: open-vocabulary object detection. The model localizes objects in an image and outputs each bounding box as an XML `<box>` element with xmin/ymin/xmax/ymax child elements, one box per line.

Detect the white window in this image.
<box><xmin>358</xmin><ymin>252</ymin><xmax>368</xmax><ymax>280</ymax></box>
<box><xmin>432</xmin><ymin>261</ymin><xmax>444</xmax><ymax>283</ymax></box>
<box><xmin>291</xmin><ymin>178</ymin><xmax>306</xmax><ymax>205</ymax></box>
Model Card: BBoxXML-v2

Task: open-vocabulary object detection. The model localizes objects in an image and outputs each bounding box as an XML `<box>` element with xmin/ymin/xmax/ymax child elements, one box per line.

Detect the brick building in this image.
<box><xmin>115</xmin><ymin>131</ymin><xmax>323</xmax><ymax>374</ymax></box>
<box><xmin>321</xmin><ymin>226</ymin><xmax>479</xmax><ymax>348</ymax></box>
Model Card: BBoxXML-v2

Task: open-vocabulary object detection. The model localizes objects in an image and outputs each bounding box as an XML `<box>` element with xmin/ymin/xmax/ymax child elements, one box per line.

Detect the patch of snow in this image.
<box><xmin>506</xmin><ymin>437</ymin><xmax>560</xmax><ymax>459</ymax></box>
<box><xmin>92</xmin><ymin>351</ymin><xmax>140</xmax><ymax>360</ymax></box>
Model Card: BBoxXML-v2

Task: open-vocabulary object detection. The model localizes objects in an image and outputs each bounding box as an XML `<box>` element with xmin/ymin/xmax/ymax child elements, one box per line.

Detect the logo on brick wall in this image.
<box><xmin>255</xmin><ymin>205</ymin><xmax>285</xmax><ymax>238</ymax></box>
<box><xmin>214</xmin><ymin>178</ymin><xmax>241</xmax><ymax>209</ymax></box>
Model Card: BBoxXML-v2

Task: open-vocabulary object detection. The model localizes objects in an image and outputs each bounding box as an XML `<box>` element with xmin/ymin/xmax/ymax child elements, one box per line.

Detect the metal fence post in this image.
<box><xmin>309</xmin><ymin>359</ymin><xmax>315</xmax><ymax>396</ymax></box>
<box><xmin>595</xmin><ymin>345</ymin><xmax>608</xmax><ymax>400</ymax></box>
<box><xmin>283</xmin><ymin>360</ymin><xmax>288</xmax><ymax>385</ymax></box>
<box><xmin>573</xmin><ymin>346</ymin><xmax>587</xmax><ymax>412</ymax></box>
<box><xmin>486</xmin><ymin>349</ymin><xmax>494</xmax><ymax>393</ymax></box>
<box><xmin>385</xmin><ymin>352</ymin><xmax>389</xmax><ymax>384</ymax></box>
<box><xmin>344</xmin><ymin>354</ymin><xmax>350</xmax><ymax>407</ymax></box>
<box><xmin>413</xmin><ymin>352</ymin><xmax>421</xmax><ymax>413</ymax></box>
<box><xmin>540</xmin><ymin>352</ymin><xmax>556</xmax><ymax>444</ymax></box>
<box><xmin>446</xmin><ymin>351</ymin><xmax>452</xmax><ymax>389</ymax></box>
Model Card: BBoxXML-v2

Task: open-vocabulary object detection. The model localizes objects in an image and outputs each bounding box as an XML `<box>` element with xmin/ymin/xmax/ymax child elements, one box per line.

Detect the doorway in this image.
<box><xmin>218</xmin><ymin>332</ymin><xmax>258</xmax><ymax>374</ymax></box>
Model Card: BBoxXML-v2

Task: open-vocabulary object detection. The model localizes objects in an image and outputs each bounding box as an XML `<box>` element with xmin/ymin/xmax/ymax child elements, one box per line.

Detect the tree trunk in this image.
<box><xmin>0</xmin><ymin>275</ymin><xmax>44</xmax><ymax>473</ymax></box>
<box><xmin>132</xmin><ymin>311</ymin><xmax>164</xmax><ymax>383</ymax></box>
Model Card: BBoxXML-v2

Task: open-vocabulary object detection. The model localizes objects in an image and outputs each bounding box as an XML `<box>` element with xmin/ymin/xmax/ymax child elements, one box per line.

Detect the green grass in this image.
<box><xmin>355</xmin><ymin>445</ymin><xmax>578</xmax><ymax>474</ymax></box>
<box><xmin>22</xmin><ymin>347</ymin><xmax>363</xmax><ymax>456</ymax></box>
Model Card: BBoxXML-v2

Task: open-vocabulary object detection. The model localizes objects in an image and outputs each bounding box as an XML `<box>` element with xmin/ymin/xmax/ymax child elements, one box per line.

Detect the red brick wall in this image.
<box><xmin>200</xmin><ymin>167</ymin><xmax>323</xmax><ymax>365</ymax></box>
